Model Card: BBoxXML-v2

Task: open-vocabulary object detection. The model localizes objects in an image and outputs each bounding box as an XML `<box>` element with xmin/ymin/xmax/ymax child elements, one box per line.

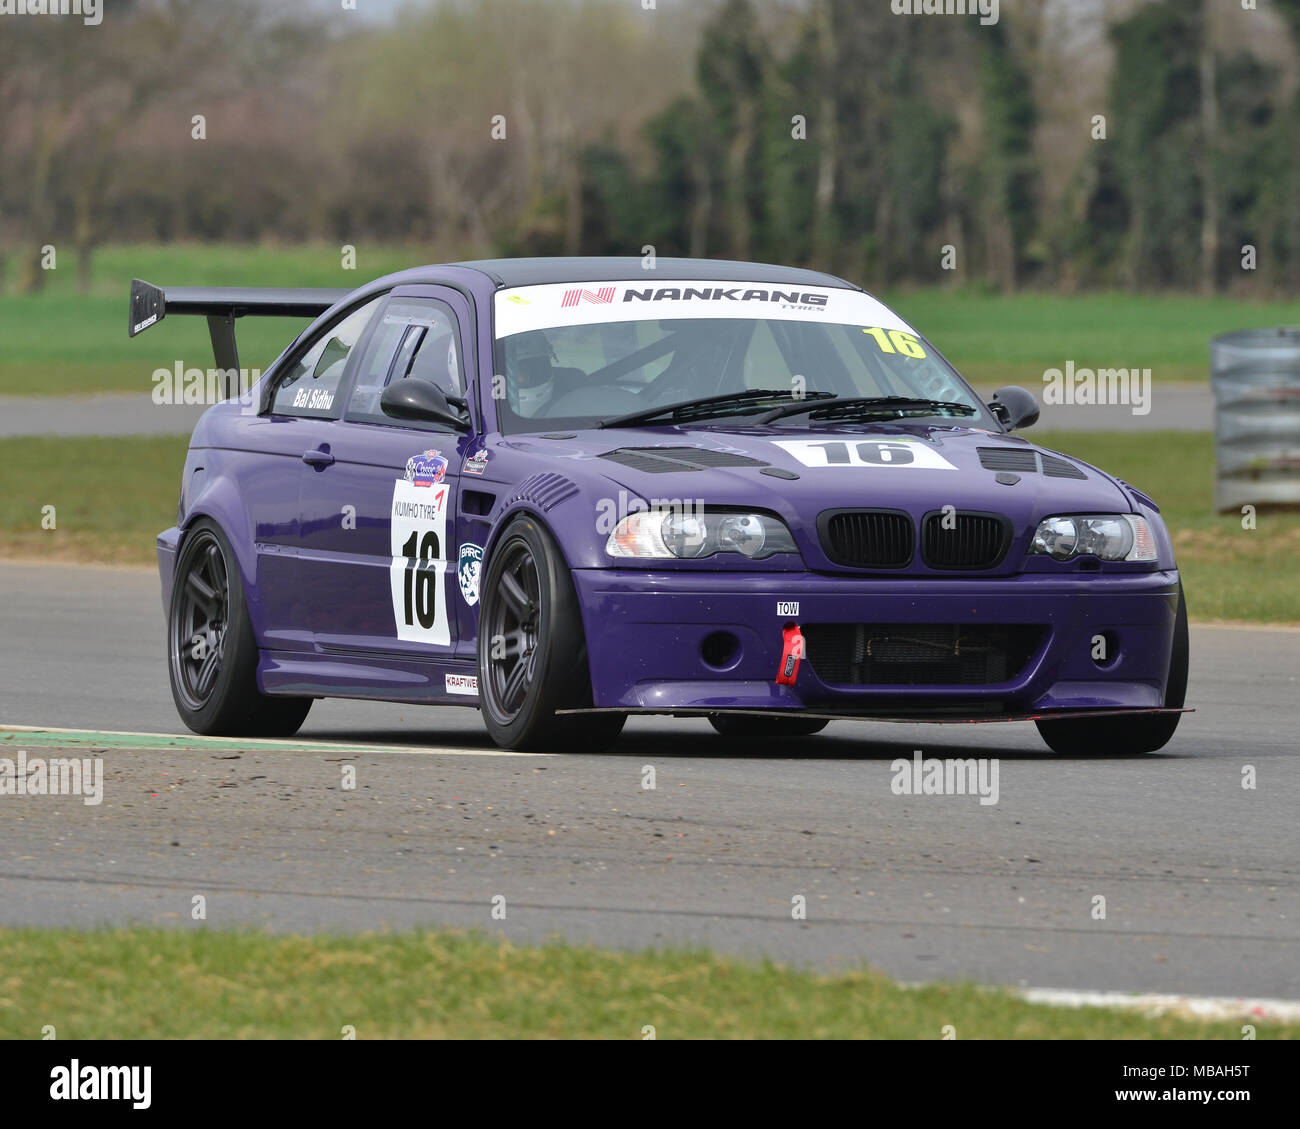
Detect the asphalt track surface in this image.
<box><xmin>1</xmin><ymin>561</ymin><xmax>1297</xmax><ymax>999</ymax></box>
<box><xmin>0</xmin><ymin>384</ymin><xmax>1214</xmax><ymax>436</ymax></box>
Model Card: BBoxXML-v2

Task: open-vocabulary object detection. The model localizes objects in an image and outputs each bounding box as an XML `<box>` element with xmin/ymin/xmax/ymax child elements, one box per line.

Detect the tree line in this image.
<box><xmin>2</xmin><ymin>0</ymin><xmax>1299</xmax><ymax>294</ymax></box>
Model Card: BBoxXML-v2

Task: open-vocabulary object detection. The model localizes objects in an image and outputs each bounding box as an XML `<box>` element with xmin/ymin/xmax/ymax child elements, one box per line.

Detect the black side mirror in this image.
<box><xmin>381</xmin><ymin>379</ymin><xmax>469</xmax><ymax>432</ymax></box>
<box><xmin>989</xmin><ymin>385</ymin><xmax>1040</xmax><ymax>431</ymax></box>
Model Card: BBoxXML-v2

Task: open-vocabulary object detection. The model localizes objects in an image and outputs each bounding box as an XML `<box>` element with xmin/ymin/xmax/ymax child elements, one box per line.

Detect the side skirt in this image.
<box><xmin>258</xmin><ymin>650</ymin><xmax>482</xmax><ymax>706</ymax></box>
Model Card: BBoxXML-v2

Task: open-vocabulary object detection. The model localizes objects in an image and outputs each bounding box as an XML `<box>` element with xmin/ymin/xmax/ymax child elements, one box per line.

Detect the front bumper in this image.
<box><xmin>571</xmin><ymin>568</ymin><xmax>1181</xmax><ymax>716</ymax></box>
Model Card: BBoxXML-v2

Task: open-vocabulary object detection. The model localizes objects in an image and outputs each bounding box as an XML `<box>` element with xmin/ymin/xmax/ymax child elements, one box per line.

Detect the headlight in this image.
<box><xmin>1029</xmin><ymin>514</ymin><xmax>1157</xmax><ymax>562</ymax></box>
<box><xmin>606</xmin><ymin>508</ymin><xmax>798</xmax><ymax>560</ymax></box>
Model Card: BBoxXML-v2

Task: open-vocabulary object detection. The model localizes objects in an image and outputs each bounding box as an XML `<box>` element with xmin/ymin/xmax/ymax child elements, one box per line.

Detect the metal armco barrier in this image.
<box><xmin>1209</xmin><ymin>328</ymin><xmax>1300</xmax><ymax>511</ymax></box>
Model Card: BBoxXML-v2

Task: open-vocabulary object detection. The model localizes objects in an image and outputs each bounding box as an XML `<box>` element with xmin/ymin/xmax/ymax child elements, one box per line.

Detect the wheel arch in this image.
<box><xmin>176</xmin><ymin>475</ymin><xmax>263</xmax><ymax>621</ymax></box>
<box><xmin>480</xmin><ymin>501</ymin><xmax>578</xmax><ymax>573</ymax></box>
<box><xmin>476</xmin><ymin>502</ymin><xmax>603</xmax><ymax>699</ymax></box>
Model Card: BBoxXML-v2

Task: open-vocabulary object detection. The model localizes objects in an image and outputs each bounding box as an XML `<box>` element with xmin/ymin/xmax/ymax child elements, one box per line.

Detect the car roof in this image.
<box><xmin>451</xmin><ymin>256</ymin><xmax>859</xmax><ymax>290</ymax></box>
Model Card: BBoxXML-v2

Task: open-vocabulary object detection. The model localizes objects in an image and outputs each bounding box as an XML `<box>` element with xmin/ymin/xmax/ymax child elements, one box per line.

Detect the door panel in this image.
<box><xmin>297</xmin><ymin>422</ymin><xmax>462</xmax><ymax>656</ymax></box>
<box><xmin>228</xmin><ymin>295</ymin><xmax>386</xmax><ymax>651</ymax></box>
<box><xmin>231</xmin><ymin>417</ymin><xmax>316</xmax><ymax>652</ymax></box>
<box><xmin>296</xmin><ymin>288</ymin><xmax>474</xmax><ymax>658</ymax></box>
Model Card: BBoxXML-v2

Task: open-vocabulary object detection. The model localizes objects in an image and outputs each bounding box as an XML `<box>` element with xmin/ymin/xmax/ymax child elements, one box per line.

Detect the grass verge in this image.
<box><xmin>1035</xmin><ymin>431</ymin><xmax>1300</xmax><ymax>624</ymax></box>
<box><xmin>0</xmin><ymin>436</ymin><xmax>186</xmax><ymax>564</ymax></box>
<box><xmin>0</xmin><ymin>926</ymin><xmax>1291</xmax><ymax>1040</ymax></box>
<box><xmin>2</xmin><ymin>244</ymin><xmax>1299</xmax><ymax>395</ymax></box>
<box><xmin>883</xmin><ymin>287</ymin><xmax>1300</xmax><ymax>388</ymax></box>
<box><xmin>0</xmin><ymin>432</ymin><xmax>1293</xmax><ymax>624</ymax></box>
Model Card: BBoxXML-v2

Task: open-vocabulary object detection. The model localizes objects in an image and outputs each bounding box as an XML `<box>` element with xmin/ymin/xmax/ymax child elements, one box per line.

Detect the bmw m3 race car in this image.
<box><xmin>130</xmin><ymin>257</ymin><xmax>1188</xmax><ymax>753</ymax></box>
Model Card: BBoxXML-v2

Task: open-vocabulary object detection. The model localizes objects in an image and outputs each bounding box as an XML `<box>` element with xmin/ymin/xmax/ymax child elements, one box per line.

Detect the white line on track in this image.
<box><xmin>1016</xmin><ymin>987</ymin><xmax>1300</xmax><ymax>1023</ymax></box>
<box><xmin>1193</xmin><ymin>621</ymin><xmax>1300</xmax><ymax>633</ymax></box>
<box><xmin>0</xmin><ymin>724</ymin><xmax>551</xmax><ymax>758</ymax></box>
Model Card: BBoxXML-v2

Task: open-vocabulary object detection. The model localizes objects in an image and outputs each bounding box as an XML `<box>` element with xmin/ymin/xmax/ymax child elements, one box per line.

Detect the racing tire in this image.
<box><xmin>708</xmin><ymin>715</ymin><xmax>829</xmax><ymax>738</ymax></box>
<box><xmin>1035</xmin><ymin>583</ymin><xmax>1188</xmax><ymax>756</ymax></box>
<box><xmin>167</xmin><ymin>518</ymin><xmax>312</xmax><ymax>737</ymax></box>
<box><xmin>478</xmin><ymin>515</ymin><xmax>625</xmax><ymax>751</ymax></box>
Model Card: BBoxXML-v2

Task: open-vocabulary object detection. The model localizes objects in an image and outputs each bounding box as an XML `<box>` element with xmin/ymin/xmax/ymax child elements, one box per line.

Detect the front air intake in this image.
<box><xmin>803</xmin><ymin>624</ymin><xmax>1044</xmax><ymax>686</ymax></box>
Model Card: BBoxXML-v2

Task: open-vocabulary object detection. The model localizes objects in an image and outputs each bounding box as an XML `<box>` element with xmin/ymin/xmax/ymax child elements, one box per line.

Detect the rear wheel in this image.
<box><xmin>708</xmin><ymin>715</ymin><xmax>829</xmax><ymax>738</ymax></box>
<box><xmin>167</xmin><ymin>519</ymin><xmax>312</xmax><ymax>737</ymax></box>
<box><xmin>478</xmin><ymin>515</ymin><xmax>624</xmax><ymax>751</ymax></box>
<box><xmin>1035</xmin><ymin>583</ymin><xmax>1188</xmax><ymax>755</ymax></box>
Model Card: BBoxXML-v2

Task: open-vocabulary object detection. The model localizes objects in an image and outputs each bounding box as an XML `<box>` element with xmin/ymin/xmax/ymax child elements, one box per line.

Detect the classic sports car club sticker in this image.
<box><xmin>405</xmin><ymin>448</ymin><xmax>448</xmax><ymax>486</ymax></box>
<box><xmin>771</xmin><ymin>437</ymin><xmax>957</xmax><ymax>471</ymax></box>
<box><xmin>389</xmin><ymin>469</ymin><xmax>451</xmax><ymax>646</ymax></box>
<box><xmin>458</xmin><ymin>543</ymin><xmax>484</xmax><ymax>607</ymax></box>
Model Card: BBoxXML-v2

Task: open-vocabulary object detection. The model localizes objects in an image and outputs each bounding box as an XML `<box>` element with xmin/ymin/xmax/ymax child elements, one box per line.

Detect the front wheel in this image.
<box><xmin>1035</xmin><ymin>583</ymin><xmax>1188</xmax><ymax>755</ymax></box>
<box><xmin>167</xmin><ymin>519</ymin><xmax>312</xmax><ymax>737</ymax></box>
<box><xmin>477</xmin><ymin>515</ymin><xmax>624</xmax><ymax>751</ymax></box>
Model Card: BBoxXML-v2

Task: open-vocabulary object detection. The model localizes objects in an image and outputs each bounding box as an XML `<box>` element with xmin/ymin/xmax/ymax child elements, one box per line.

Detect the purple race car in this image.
<box><xmin>129</xmin><ymin>257</ymin><xmax>1188</xmax><ymax>753</ymax></box>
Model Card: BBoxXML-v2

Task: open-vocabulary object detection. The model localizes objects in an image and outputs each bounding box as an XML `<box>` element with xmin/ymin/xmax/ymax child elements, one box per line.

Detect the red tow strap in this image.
<box><xmin>776</xmin><ymin>624</ymin><xmax>804</xmax><ymax>685</ymax></box>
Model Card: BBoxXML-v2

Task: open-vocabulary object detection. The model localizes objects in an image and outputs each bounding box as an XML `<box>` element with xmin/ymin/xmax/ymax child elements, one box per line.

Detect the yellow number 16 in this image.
<box><xmin>863</xmin><ymin>327</ymin><xmax>926</xmax><ymax>360</ymax></box>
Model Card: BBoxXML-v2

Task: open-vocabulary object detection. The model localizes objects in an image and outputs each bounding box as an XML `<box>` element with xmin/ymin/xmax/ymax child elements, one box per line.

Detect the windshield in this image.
<box><xmin>491</xmin><ymin>280</ymin><xmax>993</xmax><ymax>433</ymax></box>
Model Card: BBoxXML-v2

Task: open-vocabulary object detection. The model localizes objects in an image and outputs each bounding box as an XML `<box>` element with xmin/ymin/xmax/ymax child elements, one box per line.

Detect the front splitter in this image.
<box><xmin>557</xmin><ymin>706</ymin><xmax>1193</xmax><ymax>725</ymax></box>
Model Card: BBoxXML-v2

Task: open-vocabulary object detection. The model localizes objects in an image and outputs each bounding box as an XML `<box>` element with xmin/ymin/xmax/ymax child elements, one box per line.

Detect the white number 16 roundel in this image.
<box><xmin>771</xmin><ymin>438</ymin><xmax>957</xmax><ymax>470</ymax></box>
<box><xmin>389</xmin><ymin>478</ymin><xmax>451</xmax><ymax>645</ymax></box>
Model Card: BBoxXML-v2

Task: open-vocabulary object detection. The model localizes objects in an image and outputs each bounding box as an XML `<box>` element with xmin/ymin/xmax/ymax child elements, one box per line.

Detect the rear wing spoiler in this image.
<box><xmin>128</xmin><ymin>278</ymin><xmax>351</xmax><ymax>372</ymax></box>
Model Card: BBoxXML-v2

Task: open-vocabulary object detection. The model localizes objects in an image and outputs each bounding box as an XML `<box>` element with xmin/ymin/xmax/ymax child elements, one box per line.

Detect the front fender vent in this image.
<box><xmin>505</xmin><ymin>471</ymin><xmax>578</xmax><ymax>513</ymax></box>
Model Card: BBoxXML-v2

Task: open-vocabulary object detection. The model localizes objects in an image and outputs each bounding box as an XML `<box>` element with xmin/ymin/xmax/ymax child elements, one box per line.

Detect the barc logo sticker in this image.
<box><xmin>458</xmin><ymin>543</ymin><xmax>484</xmax><ymax>606</ymax></box>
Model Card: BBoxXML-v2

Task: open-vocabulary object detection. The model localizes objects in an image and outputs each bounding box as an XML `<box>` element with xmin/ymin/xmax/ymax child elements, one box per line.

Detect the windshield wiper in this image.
<box><xmin>754</xmin><ymin>396</ymin><xmax>978</xmax><ymax>425</ymax></box>
<box><xmin>595</xmin><ymin>388</ymin><xmax>836</xmax><ymax>429</ymax></box>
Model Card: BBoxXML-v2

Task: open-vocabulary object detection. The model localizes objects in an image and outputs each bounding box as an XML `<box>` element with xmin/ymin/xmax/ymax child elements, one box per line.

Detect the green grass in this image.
<box><xmin>0</xmin><ymin>432</ymin><xmax>1294</xmax><ymax>623</ymax></box>
<box><xmin>0</xmin><ymin>926</ymin><xmax>1289</xmax><ymax>1039</ymax></box>
<box><xmin>0</xmin><ymin>435</ymin><xmax>187</xmax><ymax>563</ymax></box>
<box><xmin>883</xmin><ymin>288</ymin><xmax>1300</xmax><ymax>389</ymax></box>
<box><xmin>2</xmin><ymin>244</ymin><xmax>1300</xmax><ymax>396</ymax></box>
<box><xmin>1035</xmin><ymin>431</ymin><xmax>1300</xmax><ymax>624</ymax></box>
<box><xmin>0</xmin><ymin>244</ymin><xmax>423</xmax><ymax>397</ymax></box>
